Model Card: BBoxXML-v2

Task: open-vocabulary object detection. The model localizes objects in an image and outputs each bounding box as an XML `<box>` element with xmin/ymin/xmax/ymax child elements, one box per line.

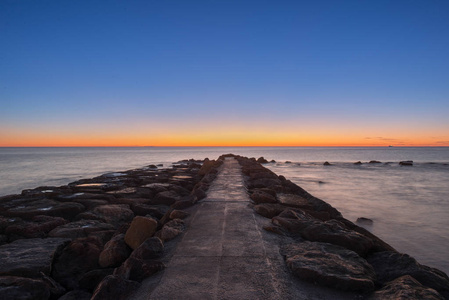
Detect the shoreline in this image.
<box><xmin>1</xmin><ymin>154</ymin><xmax>448</xmax><ymax>299</ymax></box>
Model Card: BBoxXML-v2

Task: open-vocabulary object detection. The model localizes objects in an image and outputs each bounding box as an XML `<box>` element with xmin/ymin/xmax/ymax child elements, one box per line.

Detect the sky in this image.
<box><xmin>1</xmin><ymin>0</ymin><xmax>448</xmax><ymax>147</ymax></box>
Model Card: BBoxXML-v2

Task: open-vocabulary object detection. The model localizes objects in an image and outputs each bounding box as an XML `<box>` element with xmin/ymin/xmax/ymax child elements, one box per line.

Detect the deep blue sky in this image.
<box><xmin>1</xmin><ymin>0</ymin><xmax>448</xmax><ymax>146</ymax></box>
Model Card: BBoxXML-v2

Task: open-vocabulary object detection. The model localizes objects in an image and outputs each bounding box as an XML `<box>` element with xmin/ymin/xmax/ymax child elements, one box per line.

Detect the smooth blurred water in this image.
<box><xmin>1</xmin><ymin>146</ymin><xmax>448</xmax><ymax>274</ymax></box>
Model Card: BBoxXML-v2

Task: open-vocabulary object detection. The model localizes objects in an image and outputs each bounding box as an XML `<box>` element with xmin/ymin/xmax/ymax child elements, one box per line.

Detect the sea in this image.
<box><xmin>1</xmin><ymin>146</ymin><xmax>448</xmax><ymax>274</ymax></box>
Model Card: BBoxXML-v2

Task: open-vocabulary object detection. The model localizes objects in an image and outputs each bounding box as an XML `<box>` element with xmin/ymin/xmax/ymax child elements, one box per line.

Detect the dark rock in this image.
<box><xmin>356</xmin><ymin>217</ymin><xmax>374</xmax><ymax>225</ymax></box>
<box><xmin>99</xmin><ymin>234</ymin><xmax>131</xmax><ymax>268</ymax></box>
<box><xmin>124</xmin><ymin>216</ymin><xmax>158</xmax><ymax>250</ymax></box>
<box><xmin>257</xmin><ymin>157</ymin><xmax>269</xmax><ymax>163</ymax></box>
<box><xmin>399</xmin><ymin>160</ymin><xmax>413</xmax><ymax>166</ymax></box>
<box><xmin>249</xmin><ymin>178</ymin><xmax>282</xmax><ymax>190</ymax></box>
<box><xmin>285</xmin><ymin>161</ymin><xmax>292</xmax><ymax>164</ymax></box>
<box><xmin>169</xmin><ymin>209</ymin><xmax>189</xmax><ymax>220</ymax></box>
<box><xmin>152</xmin><ymin>191</ymin><xmax>180</xmax><ymax>205</ymax></box>
<box><xmin>0</xmin><ymin>238</ymin><xmax>69</xmax><ymax>278</ymax></box>
<box><xmin>277</xmin><ymin>193</ymin><xmax>312</xmax><ymax>210</ymax></box>
<box><xmin>0</xmin><ymin>276</ymin><xmax>51</xmax><ymax>300</ymax></box>
<box><xmin>48</xmin><ymin>220</ymin><xmax>115</xmax><ymax>239</ymax></box>
<box><xmin>368</xmin><ymin>275</ymin><xmax>444</xmax><ymax>300</ymax></box>
<box><xmin>91</xmin><ymin>275</ymin><xmax>140</xmax><ymax>300</ymax></box>
<box><xmin>78</xmin><ymin>268</ymin><xmax>114</xmax><ymax>292</ymax></box>
<box><xmin>114</xmin><ymin>257</ymin><xmax>165</xmax><ymax>282</ymax></box>
<box><xmin>270</xmin><ymin>160</ymin><xmax>276</xmax><ymax>163</ymax></box>
<box><xmin>130</xmin><ymin>203</ymin><xmax>168</xmax><ymax>219</ymax></box>
<box><xmin>88</xmin><ymin>230</ymin><xmax>115</xmax><ymax>246</ymax></box>
<box><xmin>3</xmin><ymin>199</ymin><xmax>85</xmax><ymax>220</ymax></box>
<box><xmin>369</xmin><ymin>160</ymin><xmax>381</xmax><ymax>164</ymax></box>
<box><xmin>171</xmin><ymin>198</ymin><xmax>195</xmax><ymax>209</ymax></box>
<box><xmin>367</xmin><ymin>251</ymin><xmax>449</xmax><ymax>295</ymax></box>
<box><xmin>76</xmin><ymin>204</ymin><xmax>134</xmax><ymax>226</ymax></box>
<box><xmin>323</xmin><ymin>161</ymin><xmax>332</xmax><ymax>166</ymax></box>
<box><xmin>58</xmin><ymin>290</ymin><xmax>92</xmax><ymax>300</ymax></box>
<box><xmin>130</xmin><ymin>237</ymin><xmax>164</xmax><ymax>260</ymax></box>
<box><xmin>5</xmin><ymin>215</ymin><xmax>68</xmax><ymax>238</ymax></box>
<box><xmin>354</xmin><ymin>161</ymin><xmax>362</xmax><ymax>165</ymax></box>
<box><xmin>250</xmin><ymin>190</ymin><xmax>277</xmax><ymax>204</ymax></box>
<box><xmin>52</xmin><ymin>237</ymin><xmax>102</xmax><ymax>290</ymax></box>
<box><xmin>198</xmin><ymin>159</ymin><xmax>221</xmax><ymax>176</ymax></box>
<box><xmin>155</xmin><ymin>218</ymin><xmax>185</xmax><ymax>241</ymax></box>
<box><xmin>281</xmin><ymin>241</ymin><xmax>376</xmax><ymax>292</ymax></box>
<box><xmin>191</xmin><ymin>185</ymin><xmax>207</xmax><ymax>201</ymax></box>
<box><xmin>253</xmin><ymin>203</ymin><xmax>286</xmax><ymax>218</ymax></box>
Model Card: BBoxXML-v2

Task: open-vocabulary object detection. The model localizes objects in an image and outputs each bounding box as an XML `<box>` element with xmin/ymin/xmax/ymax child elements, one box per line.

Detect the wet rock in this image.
<box><xmin>124</xmin><ymin>216</ymin><xmax>158</xmax><ymax>250</ymax></box>
<box><xmin>131</xmin><ymin>237</ymin><xmax>164</xmax><ymax>260</ymax></box>
<box><xmin>285</xmin><ymin>161</ymin><xmax>292</xmax><ymax>164</ymax></box>
<box><xmin>253</xmin><ymin>203</ymin><xmax>286</xmax><ymax>218</ymax></box>
<box><xmin>152</xmin><ymin>190</ymin><xmax>180</xmax><ymax>205</ymax></box>
<box><xmin>191</xmin><ymin>185</ymin><xmax>207</xmax><ymax>201</ymax></box>
<box><xmin>169</xmin><ymin>209</ymin><xmax>189</xmax><ymax>220</ymax></box>
<box><xmin>99</xmin><ymin>234</ymin><xmax>131</xmax><ymax>268</ymax></box>
<box><xmin>0</xmin><ymin>276</ymin><xmax>51</xmax><ymax>300</ymax></box>
<box><xmin>323</xmin><ymin>161</ymin><xmax>332</xmax><ymax>166</ymax></box>
<box><xmin>367</xmin><ymin>251</ymin><xmax>449</xmax><ymax>296</ymax></box>
<box><xmin>78</xmin><ymin>268</ymin><xmax>114</xmax><ymax>292</ymax></box>
<box><xmin>171</xmin><ymin>197</ymin><xmax>195</xmax><ymax>209</ymax></box>
<box><xmin>354</xmin><ymin>161</ymin><xmax>362</xmax><ymax>165</ymax></box>
<box><xmin>270</xmin><ymin>160</ymin><xmax>276</xmax><ymax>163</ymax></box>
<box><xmin>399</xmin><ymin>160</ymin><xmax>413</xmax><ymax>166</ymax></box>
<box><xmin>155</xmin><ymin>218</ymin><xmax>185</xmax><ymax>241</ymax></box>
<box><xmin>88</xmin><ymin>230</ymin><xmax>115</xmax><ymax>245</ymax></box>
<box><xmin>114</xmin><ymin>257</ymin><xmax>165</xmax><ymax>282</ymax></box>
<box><xmin>58</xmin><ymin>290</ymin><xmax>92</xmax><ymax>300</ymax></box>
<box><xmin>368</xmin><ymin>275</ymin><xmax>444</xmax><ymax>300</ymax></box>
<box><xmin>0</xmin><ymin>238</ymin><xmax>69</xmax><ymax>278</ymax></box>
<box><xmin>76</xmin><ymin>204</ymin><xmax>134</xmax><ymax>226</ymax></box>
<box><xmin>91</xmin><ymin>275</ymin><xmax>140</xmax><ymax>300</ymax></box>
<box><xmin>250</xmin><ymin>190</ymin><xmax>277</xmax><ymax>204</ymax></box>
<box><xmin>3</xmin><ymin>199</ymin><xmax>85</xmax><ymax>220</ymax></box>
<box><xmin>48</xmin><ymin>220</ymin><xmax>115</xmax><ymax>239</ymax></box>
<box><xmin>249</xmin><ymin>178</ymin><xmax>282</xmax><ymax>190</ymax></box>
<box><xmin>52</xmin><ymin>237</ymin><xmax>102</xmax><ymax>289</ymax></box>
<box><xmin>5</xmin><ymin>215</ymin><xmax>68</xmax><ymax>238</ymax></box>
<box><xmin>281</xmin><ymin>241</ymin><xmax>376</xmax><ymax>292</ymax></box>
<box><xmin>369</xmin><ymin>160</ymin><xmax>381</xmax><ymax>164</ymax></box>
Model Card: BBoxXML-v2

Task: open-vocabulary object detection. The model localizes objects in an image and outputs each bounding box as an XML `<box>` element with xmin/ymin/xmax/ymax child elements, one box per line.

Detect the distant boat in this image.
<box><xmin>388</xmin><ymin>145</ymin><xmax>394</xmax><ymax>147</ymax></box>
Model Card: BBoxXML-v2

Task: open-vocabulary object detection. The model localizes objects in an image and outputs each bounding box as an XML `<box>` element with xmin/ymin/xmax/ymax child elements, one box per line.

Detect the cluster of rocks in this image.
<box><xmin>0</xmin><ymin>158</ymin><xmax>223</xmax><ymax>300</ymax></box>
<box><xmin>233</xmin><ymin>155</ymin><xmax>449</xmax><ymax>299</ymax></box>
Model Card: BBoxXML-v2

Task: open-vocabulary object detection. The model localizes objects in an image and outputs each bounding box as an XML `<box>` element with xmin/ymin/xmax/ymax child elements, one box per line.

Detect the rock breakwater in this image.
<box><xmin>0</xmin><ymin>154</ymin><xmax>448</xmax><ymax>299</ymax></box>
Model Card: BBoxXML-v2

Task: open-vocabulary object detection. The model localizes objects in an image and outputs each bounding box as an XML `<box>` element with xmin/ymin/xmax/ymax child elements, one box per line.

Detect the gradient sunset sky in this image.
<box><xmin>1</xmin><ymin>0</ymin><xmax>448</xmax><ymax>147</ymax></box>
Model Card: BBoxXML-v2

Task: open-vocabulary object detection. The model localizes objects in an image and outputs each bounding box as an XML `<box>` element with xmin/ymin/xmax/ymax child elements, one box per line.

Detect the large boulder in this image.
<box><xmin>0</xmin><ymin>238</ymin><xmax>70</xmax><ymax>278</ymax></box>
<box><xmin>99</xmin><ymin>234</ymin><xmax>131</xmax><ymax>268</ymax></box>
<box><xmin>51</xmin><ymin>237</ymin><xmax>103</xmax><ymax>289</ymax></box>
<box><xmin>91</xmin><ymin>275</ymin><xmax>140</xmax><ymax>300</ymax></box>
<box><xmin>250</xmin><ymin>190</ymin><xmax>277</xmax><ymax>204</ymax></box>
<box><xmin>124</xmin><ymin>217</ymin><xmax>158</xmax><ymax>250</ymax></box>
<box><xmin>281</xmin><ymin>241</ymin><xmax>376</xmax><ymax>292</ymax></box>
<box><xmin>5</xmin><ymin>215</ymin><xmax>68</xmax><ymax>238</ymax></box>
<box><xmin>130</xmin><ymin>237</ymin><xmax>164</xmax><ymax>260</ymax></box>
<box><xmin>369</xmin><ymin>275</ymin><xmax>444</xmax><ymax>300</ymax></box>
<box><xmin>48</xmin><ymin>220</ymin><xmax>115</xmax><ymax>239</ymax></box>
<box><xmin>152</xmin><ymin>191</ymin><xmax>180</xmax><ymax>205</ymax></box>
<box><xmin>367</xmin><ymin>251</ymin><xmax>449</xmax><ymax>296</ymax></box>
<box><xmin>155</xmin><ymin>218</ymin><xmax>185</xmax><ymax>242</ymax></box>
<box><xmin>3</xmin><ymin>199</ymin><xmax>85</xmax><ymax>220</ymax></box>
<box><xmin>0</xmin><ymin>276</ymin><xmax>51</xmax><ymax>300</ymax></box>
<box><xmin>114</xmin><ymin>257</ymin><xmax>165</xmax><ymax>282</ymax></box>
<box><xmin>78</xmin><ymin>268</ymin><xmax>114</xmax><ymax>292</ymax></box>
<box><xmin>253</xmin><ymin>203</ymin><xmax>286</xmax><ymax>218</ymax></box>
<box><xmin>76</xmin><ymin>204</ymin><xmax>134</xmax><ymax>226</ymax></box>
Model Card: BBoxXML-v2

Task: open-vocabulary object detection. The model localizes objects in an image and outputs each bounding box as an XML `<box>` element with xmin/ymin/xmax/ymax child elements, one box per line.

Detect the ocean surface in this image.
<box><xmin>1</xmin><ymin>146</ymin><xmax>448</xmax><ymax>274</ymax></box>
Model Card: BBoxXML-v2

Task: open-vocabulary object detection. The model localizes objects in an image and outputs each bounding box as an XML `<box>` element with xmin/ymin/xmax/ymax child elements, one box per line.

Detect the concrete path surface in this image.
<box><xmin>148</xmin><ymin>158</ymin><xmax>278</xmax><ymax>299</ymax></box>
<box><xmin>138</xmin><ymin>157</ymin><xmax>355</xmax><ymax>300</ymax></box>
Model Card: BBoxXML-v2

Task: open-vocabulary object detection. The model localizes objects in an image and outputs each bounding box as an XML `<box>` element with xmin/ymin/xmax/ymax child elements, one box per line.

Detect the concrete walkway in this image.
<box><xmin>148</xmin><ymin>157</ymin><xmax>279</xmax><ymax>299</ymax></box>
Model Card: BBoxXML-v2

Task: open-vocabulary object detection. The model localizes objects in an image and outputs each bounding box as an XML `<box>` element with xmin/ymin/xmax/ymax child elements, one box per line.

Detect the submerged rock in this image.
<box><xmin>356</xmin><ymin>217</ymin><xmax>374</xmax><ymax>225</ymax></box>
<box><xmin>399</xmin><ymin>160</ymin><xmax>413</xmax><ymax>166</ymax></box>
<box><xmin>281</xmin><ymin>241</ymin><xmax>376</xmax><ymax>292</ymax></box>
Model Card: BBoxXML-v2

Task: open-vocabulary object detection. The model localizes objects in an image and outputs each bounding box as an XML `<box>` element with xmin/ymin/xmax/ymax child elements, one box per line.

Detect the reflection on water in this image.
<box><xmin>266</xmin><ymin>162</ymin><xmax>449</xmax><ymax>274</ymax></box>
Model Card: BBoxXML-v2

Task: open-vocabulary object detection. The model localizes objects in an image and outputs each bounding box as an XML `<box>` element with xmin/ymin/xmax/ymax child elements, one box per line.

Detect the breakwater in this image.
<box><xmin>0</xmin><ymin>154</ymin><xmax>448</xmax><ymax>299</ymax></box>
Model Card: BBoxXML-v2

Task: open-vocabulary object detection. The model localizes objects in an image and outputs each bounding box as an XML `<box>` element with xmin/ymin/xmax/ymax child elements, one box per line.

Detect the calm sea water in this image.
<box><xmin>1</xmin><ymin>147</ymin><xmax>448</xmax><ymax>274</ymax></box>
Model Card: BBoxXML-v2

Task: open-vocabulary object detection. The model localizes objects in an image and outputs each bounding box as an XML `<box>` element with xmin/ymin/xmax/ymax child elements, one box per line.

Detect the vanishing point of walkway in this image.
<box><xmin>148</xmin><ymin>157</ymin><xmax>279</xmax><ymax>299</ymax></box>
